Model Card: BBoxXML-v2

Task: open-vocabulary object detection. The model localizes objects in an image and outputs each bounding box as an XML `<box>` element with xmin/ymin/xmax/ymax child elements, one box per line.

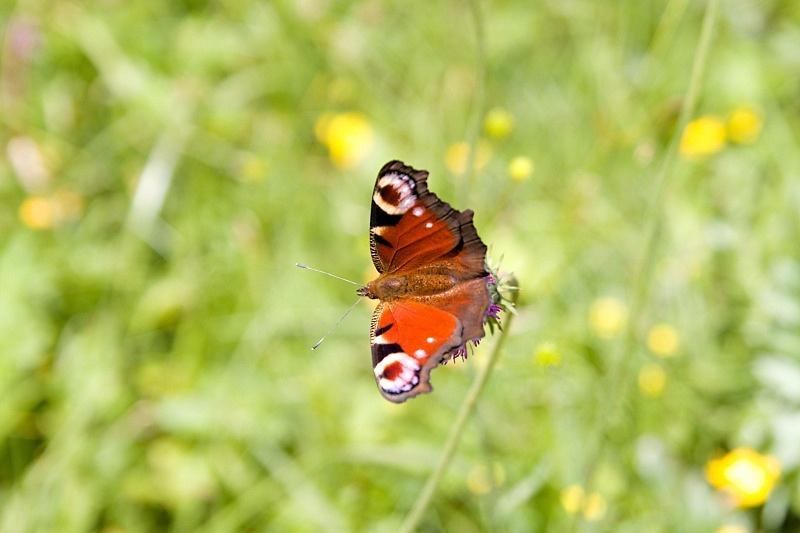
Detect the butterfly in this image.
<box><xmin>357</xmin><ymin>160</ymin><xmax>492</xmax><ymax>403</ymax></box>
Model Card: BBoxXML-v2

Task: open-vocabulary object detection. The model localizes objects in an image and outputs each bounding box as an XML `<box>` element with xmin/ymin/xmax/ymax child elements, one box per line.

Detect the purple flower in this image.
<box><xmin>451</xmin><ymin>345</ymin><xmax>468</xmax><ymax>362</ymax></box>
<box><xmin>445</xmin><ymin>338</ymin><xmax>482</xmax><ymax>364</ymax></box>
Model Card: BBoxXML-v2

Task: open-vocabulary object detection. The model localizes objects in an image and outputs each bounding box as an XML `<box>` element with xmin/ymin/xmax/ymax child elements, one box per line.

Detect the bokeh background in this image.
<box><xmin>2</xmin><ymin>1</ymin><xmax>800</xmax><ymax>531</ymax></box>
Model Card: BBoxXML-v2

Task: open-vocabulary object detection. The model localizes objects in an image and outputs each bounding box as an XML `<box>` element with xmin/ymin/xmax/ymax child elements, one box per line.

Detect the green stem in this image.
<box><xmin>627</xmin><ymin>0</ymin><xmax>720</xmax><ymax>325</ymax></box>
<box><xmin>611</xmin><ymin>0</ymin><xmax>719</xmax><ymax>425</ymax></box>
<box><xmin>399</xmin><ymin>282</ymin><xmax>518</xmax><ymax>532</ymax></box>
<box><xmin>578</xmin><ymin>0</ymin><xmax>720</xmax><ymax>524</ymax></box>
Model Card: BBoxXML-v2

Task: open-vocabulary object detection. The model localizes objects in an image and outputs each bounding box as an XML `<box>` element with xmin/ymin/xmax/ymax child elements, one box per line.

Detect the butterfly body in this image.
<box><xmin>359</xmin><ymin>161</ymin><xmax>491</xmax><ymax>403</ymax></box>
<box><xmin>362</xmin><ymin>267</ymin><xmax>467</xmax><ymax>300</ymax></box>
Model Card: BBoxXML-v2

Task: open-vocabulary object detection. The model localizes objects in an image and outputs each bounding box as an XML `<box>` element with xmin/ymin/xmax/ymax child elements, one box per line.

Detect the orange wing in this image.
<box><xmin>362</xmin><ymin>161</ymin><xmax>491</xmax><ymax>402</ymax></box>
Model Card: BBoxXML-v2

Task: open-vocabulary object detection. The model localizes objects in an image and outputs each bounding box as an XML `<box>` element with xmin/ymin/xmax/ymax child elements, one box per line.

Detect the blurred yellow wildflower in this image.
<box><xmin>715</xmin><ymin>526</ymin><xmax>749</xmax><ymax>533</ymax></box>
<box><xmin>19</xmin><ymin>188</ymin><xmax>83</xmax><ymax>229</ymax></box>
<box><xmin>484</xmin><ymin>107</ymin><xmax>514</xmax><ymax>139</ymax></box>
<box><xmin>314</xmin><ymin>111</ymin><xmax>373</xmax><ymax>168</ymax></box>
<box><xmin>638</xmin><ymin>363</ymin><xmax>666</xmax><ymax>397</ymax></box>
<box><xmin>444</xmin><ymin>141</ymin><xmax>490</xmax><ymax>175</ymax></box>
<box><xmin>19</xmin><ymin>196</ymin><xmax>54</xmax><ymax>229</ymax></box>
<box><xmin>680</xmin><ymin>115</ymin><xmax>726</xmax><ymax>157</ymax></box>
<box><xmin>582</xmin><ymin>492</ymin><xmax>607</xmax><ymax>521</ymax></box>
<box><xmin>706</xmin><ymin>447</ymin><xmax>780</xmax><ymax>508</ymax></box>
<box><xmin>560</xmin><ymin>485</ymin><xmax>584</xmax><ymax>514</ymax></box>
<box><xmin>508</xmin><ymin>156</ymin><xmax>534</xmax><ymax>182</ymax></box>
<box><xmin>19</xmin><ymin>189</ymin><xmax>84</xmax><ymax>229</ymax></box>
<box><xmin>534</xmin><ymin>342</ymin><xmax>561</xmax><ymax>367</ymax></box>
<box><xmin>727</xmin><ymin>106</ymin><xmax>762</xmax><ymax>144</ymax></box>
<box><xmin>589</xmin><ymin>297</ymin><xmax>628</xmax><ymax>338</ymax></box>
<box><xmin>467</xmin><ymin>462</ymin><xmax>506</xmax><ymax>495</ymax></box>
<box><xmin>646</xmin><ymin>323</ymin><xmax>680</xmax><ymax>358</ymax></box>
<box><xmin>560</xmin><ymin>485</ymin><xmax>606</xmax><ymax>520</ymax></box>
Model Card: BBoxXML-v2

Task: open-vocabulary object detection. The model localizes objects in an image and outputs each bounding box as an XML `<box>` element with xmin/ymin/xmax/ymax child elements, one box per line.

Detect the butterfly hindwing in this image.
<box><xmin>424</xmin><ymin>277</ymin><xmax>491</xmax><ymax>342</ymax></box>
<box><xmin>370</xmin><ymin>300</ymin><xmax>463</xmax><ymax>402</ymax></box>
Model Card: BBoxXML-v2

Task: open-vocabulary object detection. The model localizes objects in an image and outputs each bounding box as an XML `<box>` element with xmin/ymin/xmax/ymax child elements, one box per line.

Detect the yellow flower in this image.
<box><xmin>727</xmin><ymin>106</ymin><xmax>762</xmax><ymax>144</ymax></box>
<box><xmin>484</xmin><ymin>107</ymin><xmax>514</xmax><ymax>139</ymax></box>
<box><xmin>638</xmin><ymin>363</ymin><xmax>666</xmax><ymax>397</ymax></box>
<box><xmin>646</xmin><ymin>323</ymin><xmax>680</xmax><ymax>357</ymax></box>
<box><xmin>588</xmin><ymin>297</ymin><xmax>628</xmax><ymax>339</ymax></box>
<box><xmin>534</xmin><ymin>342</ymin><xmax>561</xmax><ymax>367</ymax></box>
<box><xmin>19</xmin><ymin>196</ymin><xmax>55</xmax><ymax>229</ymax></box>
<box><xmin>715</xmin><ymin>526</ymin><xmax>749</xmax><ymax>533</ymax></box>
<box><xmin>314</xmin><ymin>112</ymin><xmax>373</xmax><ymax>168</ymax></box>
<box><xmin>19</xmin><ymin>189</ymin><xmax>84</xmax><ymax>229</ymax></box>
<box><xmin>444</xmin><ymin>141</ymin><xmax>490</xmax><ymax>175</ymax></box>
<box><xmin>560</xmin><ymin>485</ymin><xmax>584</xmax><ymax>514</ymax></box>
<box><xmin>680</xmin><ymin>115</ymin><xmax>727</xmax><ymax>157</ymax></box>
<box><xmin>582</xmin><ymin>492</ymin><xmax>607</xmax><ymax>521</ymax></box>
<box><xmin>560</xmin><ymin>485</ymin><xmax>606</xmax><ymax>520</ymax></box>
<box><xmin>706</xmin><ymin>447</ymin><xmax>781</xmax><ymax>507</ymax></box>
<box><xmin>508</xmin><ymin>156</ymin><xmax>534</xmax><ymax>182</ymax></box>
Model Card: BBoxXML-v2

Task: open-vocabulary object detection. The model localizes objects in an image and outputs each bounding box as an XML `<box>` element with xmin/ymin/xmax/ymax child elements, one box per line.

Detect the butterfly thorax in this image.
<box><xmin>358</xmin><ymin>268</ymin><xmax>461</xmax><ymax>301</ymax></box>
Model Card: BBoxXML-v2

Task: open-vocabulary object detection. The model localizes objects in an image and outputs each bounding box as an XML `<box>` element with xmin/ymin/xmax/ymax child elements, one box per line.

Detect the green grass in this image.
<box><xmin>2</xmin><ymin>1</ymin><xmax>800</xmax><ymax>531</ymax></box>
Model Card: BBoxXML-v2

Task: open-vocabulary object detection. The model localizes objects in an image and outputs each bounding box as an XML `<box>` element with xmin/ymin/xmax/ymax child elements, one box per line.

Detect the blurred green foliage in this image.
<box><xmin>2</xmin><ymin>1</ymin><xmax>800</xmax><ymax>531</ymax></box>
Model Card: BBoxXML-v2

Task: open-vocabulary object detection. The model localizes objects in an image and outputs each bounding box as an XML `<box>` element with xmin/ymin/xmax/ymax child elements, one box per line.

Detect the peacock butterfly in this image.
<box><xmin>357</xmin><ymin>160</ymin><xmax>492</xmax><ymax>403</ymax></box>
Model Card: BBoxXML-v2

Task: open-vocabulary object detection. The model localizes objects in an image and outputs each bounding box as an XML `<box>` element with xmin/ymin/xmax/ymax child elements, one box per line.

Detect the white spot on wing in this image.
<box><xmin>414</xmin><ymin>349</ymin><xmax>427</xmax><ymax>359</ymax></box>
<box><xmin>412</xmin><ymin>206</ymin><xmax>425</xmax><ymax>217</ymax></box>
<box><xmin>425</xmin><ymin>222</ymin><xmax>433</xmax><ymax>228</ymax></box>
<box><xmin>427</xmin><ymin>337</ymin><xmax>435</xmax><ymax>343</ymax></box>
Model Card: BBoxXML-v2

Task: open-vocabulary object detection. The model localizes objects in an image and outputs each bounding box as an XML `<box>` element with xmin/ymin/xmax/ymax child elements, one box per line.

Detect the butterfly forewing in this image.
<box><xmin>369</xmin><ymin>161</ymin><xmax>463</xmax><ymax>274</ymax></box>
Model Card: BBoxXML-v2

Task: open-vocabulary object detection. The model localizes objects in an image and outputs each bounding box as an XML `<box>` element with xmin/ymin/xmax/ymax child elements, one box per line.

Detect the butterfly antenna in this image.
<box><xmin>296</xmin><ymin>263</ymin><xmax>362</xmax><ymax>287</ymax></box>
<box><xmin>311</xmin><ymin>296</ymin><xmax>364</xmax><ymax>350</ymax></box>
